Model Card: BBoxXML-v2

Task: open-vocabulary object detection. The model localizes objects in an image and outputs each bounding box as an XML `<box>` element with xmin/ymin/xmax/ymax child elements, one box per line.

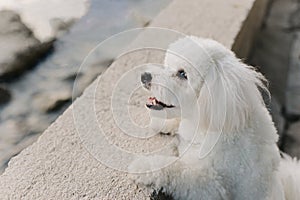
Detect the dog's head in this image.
<box><xmin>141</xmin><ymin>36</ymin><xmax>267</xmax><ymax>133</ymax></box>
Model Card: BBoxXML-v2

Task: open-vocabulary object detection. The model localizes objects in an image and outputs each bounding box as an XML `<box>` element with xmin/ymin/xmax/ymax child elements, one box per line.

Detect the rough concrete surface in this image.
<box><xmin>0</xmin><ymin>0</ymin><xmax>261</xmax><ymax>199</ymax></box>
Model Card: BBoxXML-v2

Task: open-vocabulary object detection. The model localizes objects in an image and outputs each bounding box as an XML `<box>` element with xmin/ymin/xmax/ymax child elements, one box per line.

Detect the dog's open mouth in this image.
<box><xmin>146</xmin><ymin>97</ymin><xmax>175</xmax><ymax>110</ymax></box>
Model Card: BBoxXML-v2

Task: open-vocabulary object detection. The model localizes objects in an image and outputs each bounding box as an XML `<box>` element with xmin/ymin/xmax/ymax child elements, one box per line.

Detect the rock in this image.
<box><xmin>49</xmin><ymin>18</ymin><xmax>76</xmax><ymax>38</ymax></box>
<box><xmin>0</xmin><ymin>10</ymin><xmax>54</xmax><ymax>82</ymax></box>
<box><xmin>266</xmin><ymin>0</ymin><xmax>298</xmax><ymax>30</ymax></box>
<box><xmin>23</xmin><ymin>114</ymin><xmax>52</xmax><ymax>134</ymax></box>
<box><xmin>287</xmin><ymin>121</ymin><xmax>300</xmax><ymax>142</ymax></box>
<box><xmin>0</xmin><ymin>85</ymin><xmax>11</xmax><ymax>105</ymax></box>
<box><xmin>0</xmin><ymin>0</ymin><xmax>88</xmax><ymax>41</ymax></box>
<box><xmin>63</xmin><ymin>72</ymin><xmax>83</xmax><ymax>82</ymax></box>
<box><xmin>250</xmin><ymin>29</ymin><xmax>293</xmax><ymax>104</ymax></box>
<box><xmin>0</xmin><ymin>120</ymin><xmax>23</xmax><ymax>144</ymax></box>
<box><xmin>33</xmin><ymin>89</ymin><xmax>72</xmax><ymax>113</ymax></box>
<box><xmin>286</xmin><ymin>32</ymin><xmax>300</xmax><ymax>116</ymax></box>
<box><xmin>269</xmin><ymin>97</ymin><xmax>285</xmax><ymax>138</ymax></box>
<box><xmin>290</xmin><ymin>8</ymin><xmax>300</xmax><ymax>30</ymax></box>
<box><xmin>284</xmin><ymin>121</ymin><xmax>300</xmax><ymax>158</ymax></box>
<box><xmin>286</xmin><ymin>88</ymin><xmax>300</xmax><ymax>116</ymax></box>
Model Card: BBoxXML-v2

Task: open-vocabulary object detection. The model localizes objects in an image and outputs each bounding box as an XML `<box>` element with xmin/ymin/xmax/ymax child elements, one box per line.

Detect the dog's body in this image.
<box><xmin>129</xmin><ymin>36</ymin><xmax>300</xmax><ymax>200</ymax></box>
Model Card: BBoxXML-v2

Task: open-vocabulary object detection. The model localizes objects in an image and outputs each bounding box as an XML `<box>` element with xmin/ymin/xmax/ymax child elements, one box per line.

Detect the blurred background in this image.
<box><xmin>0</xmin><ymin>0</ymin><xmax>299</xmax><ymax>175</ymax></box>
<box><xmin>0</xmin><ymin>0</ymin><xmax>171</xmax><ymax>174</ymax></box>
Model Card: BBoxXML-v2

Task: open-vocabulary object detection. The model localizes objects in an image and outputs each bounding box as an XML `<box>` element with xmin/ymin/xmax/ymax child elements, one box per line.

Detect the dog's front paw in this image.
<box><xmin>128</xmin><ymin>155</ymin><xmax>177</xmax><ymax>187</ymax></box>
<box><xmin>128</xmin><ymin>157</ymin><xmax>159</xmax><ymax>186</ymax></box>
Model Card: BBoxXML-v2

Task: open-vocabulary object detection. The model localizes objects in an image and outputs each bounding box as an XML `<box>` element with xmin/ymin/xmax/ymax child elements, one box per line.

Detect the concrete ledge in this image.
<box><xmin>0</xmin><ymin>0</ymin><xmax>267</xmax><ymax>199</ymax></box>
<box><xmin>232</xmin><ymin>0</ymin><xmax>269</xmax><ymax>59</ymax></box>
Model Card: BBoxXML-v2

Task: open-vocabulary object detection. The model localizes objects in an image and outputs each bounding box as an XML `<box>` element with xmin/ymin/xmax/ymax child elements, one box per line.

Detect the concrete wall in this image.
<box><xmin>0</xmin><ymin>0</ymin><xmax>268</xmax><ymax>199</ymax></box>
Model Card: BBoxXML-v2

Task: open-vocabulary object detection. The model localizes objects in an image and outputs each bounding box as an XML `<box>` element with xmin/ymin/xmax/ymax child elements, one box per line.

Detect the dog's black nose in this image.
<box><xmin>141</xmin><ymin>72</ymin><xmax>152</xmax><ymax>90</ymax></box>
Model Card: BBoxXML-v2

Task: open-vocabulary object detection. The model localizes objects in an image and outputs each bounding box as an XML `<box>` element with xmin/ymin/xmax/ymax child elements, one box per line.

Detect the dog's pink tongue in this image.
<box><xmin>147</xmin><ymin>97</ymin><xmax>156</xmax><ymax>105</ymax></box>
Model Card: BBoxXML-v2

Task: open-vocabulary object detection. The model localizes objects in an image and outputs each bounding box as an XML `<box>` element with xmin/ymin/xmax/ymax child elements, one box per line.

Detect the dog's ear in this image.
<box><xmin>197</xmin><ymin>58</ymin><xmax>267</xmax><ymax>133</ymax></box>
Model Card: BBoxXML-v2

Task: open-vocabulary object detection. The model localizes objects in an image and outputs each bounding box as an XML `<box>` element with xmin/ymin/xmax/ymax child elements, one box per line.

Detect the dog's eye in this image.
<box><xmin>177</xmin><ymin>69</ymin><xmax>187</xmax><ymax>80</ymax></box>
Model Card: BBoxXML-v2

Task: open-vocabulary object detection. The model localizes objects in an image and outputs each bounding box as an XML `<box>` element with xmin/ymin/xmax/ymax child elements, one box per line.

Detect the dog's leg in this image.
<box><xmin>128</xmin><ymin>155</ymin><xmax>177</xmax><ymax>187</ymax></box>
<box><xmin>129</xmin><ymin>156</ymin><xmax>230</xmax><ymax>200</ymax></box>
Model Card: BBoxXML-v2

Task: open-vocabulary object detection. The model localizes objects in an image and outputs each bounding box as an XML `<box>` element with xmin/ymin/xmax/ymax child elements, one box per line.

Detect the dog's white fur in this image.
<box><xmin>129</xmin><ymin>36</ymin><xmax>300</xmax><ymax>200</ymax></box>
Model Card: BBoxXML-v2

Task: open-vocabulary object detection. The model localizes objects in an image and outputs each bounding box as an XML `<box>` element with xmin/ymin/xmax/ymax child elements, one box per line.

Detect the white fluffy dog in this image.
<box><xmin>129</xmin><ymin>36</ymin><xmax>300</xmax><ymax>200</ymax></box>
